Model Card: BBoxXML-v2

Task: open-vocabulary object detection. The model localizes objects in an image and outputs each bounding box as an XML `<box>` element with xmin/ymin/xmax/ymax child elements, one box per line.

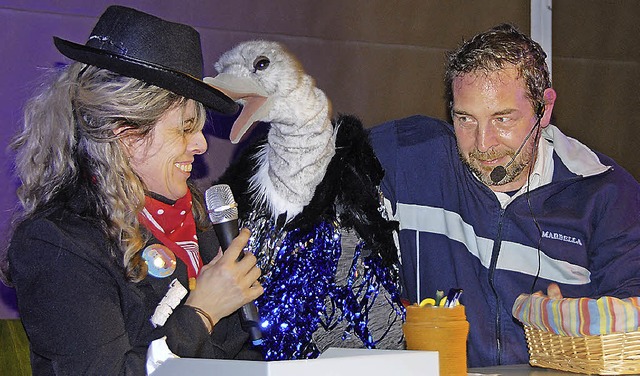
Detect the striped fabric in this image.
<box><xmin>512</xmin><ymin>294</ymin><xmax>640</xmax><ymax>336</ymax></box>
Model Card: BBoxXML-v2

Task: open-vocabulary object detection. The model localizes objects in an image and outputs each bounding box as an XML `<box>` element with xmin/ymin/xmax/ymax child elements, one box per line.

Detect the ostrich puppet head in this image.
<box><xmin>205</xmin><ymin>41</ymin><xmax>336</xmax><ymax>220</ymax></box>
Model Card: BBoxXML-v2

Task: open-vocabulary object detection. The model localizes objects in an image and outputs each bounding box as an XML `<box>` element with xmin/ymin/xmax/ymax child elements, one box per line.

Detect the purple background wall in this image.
<box><xmin>1</xmin><ymin>1</ymin><xmax>638</xmax><ymax>318</ymax></box>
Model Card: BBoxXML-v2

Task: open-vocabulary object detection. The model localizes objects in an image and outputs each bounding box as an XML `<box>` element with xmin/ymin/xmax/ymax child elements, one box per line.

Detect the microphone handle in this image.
<box><xmin>212</xmin><ymin>220</ymin><xmax>263</xmax><ymax>346</ymax></box>
<box><xmin>240</xmin><ymin>304</ymin><xmax>263</xmax><ymax>345</ymax></box>
<box><xmin>213</xmin><ymin>220</ymin><xmax>239</xmax><ymax>254</ymax></box>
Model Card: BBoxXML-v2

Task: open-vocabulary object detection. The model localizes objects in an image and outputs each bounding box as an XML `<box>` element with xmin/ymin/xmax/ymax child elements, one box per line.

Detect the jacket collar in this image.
<box><xmin>543</xmin><ymin>124</ymin><xmax>610</xmax><ymax>178</ymax></box>
<box><xmin>494</xmin><ymin>124</ymin><xmax>610</xmax><ymax>208</ymax></box>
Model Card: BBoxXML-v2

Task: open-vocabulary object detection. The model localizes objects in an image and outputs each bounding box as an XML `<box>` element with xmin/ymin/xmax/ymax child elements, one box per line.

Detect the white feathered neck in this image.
<box><xmin>210</xmin><ymin>40</ymin><xmax>336</xmax><ymax>221</ymax></box>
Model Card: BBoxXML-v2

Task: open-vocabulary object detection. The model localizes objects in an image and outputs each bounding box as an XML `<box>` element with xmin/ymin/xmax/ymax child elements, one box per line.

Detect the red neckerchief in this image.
<box><xmin>138</xmin><ymin>190</ymin><xmax>203</xmax><ymax>283</ymax></box>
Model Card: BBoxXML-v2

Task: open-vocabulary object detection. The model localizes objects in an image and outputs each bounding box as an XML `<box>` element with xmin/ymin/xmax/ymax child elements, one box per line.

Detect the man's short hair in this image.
<box><xmin>445</xmin><ymin>23</ymin><xmax>551</xmax><ymax>116</ymax></box>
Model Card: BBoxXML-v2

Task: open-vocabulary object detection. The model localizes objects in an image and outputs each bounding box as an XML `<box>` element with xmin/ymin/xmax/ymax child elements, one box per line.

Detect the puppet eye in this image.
<box><xmin>253</xmin><ymin>56</ymin><xmax>270</xmax><ymax>72</ymax></box>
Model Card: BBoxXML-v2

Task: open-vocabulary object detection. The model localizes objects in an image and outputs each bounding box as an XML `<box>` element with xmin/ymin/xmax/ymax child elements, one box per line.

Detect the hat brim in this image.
<box><xmin>54</xmin><ymin>37</ymin><xmax>239</xmax><ymax>115</ymax></box>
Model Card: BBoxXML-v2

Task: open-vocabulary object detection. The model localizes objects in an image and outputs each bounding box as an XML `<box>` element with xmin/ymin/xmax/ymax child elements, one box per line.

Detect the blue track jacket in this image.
<box><xmin>369</xmin><ymin>115</ymin><xmax>640</xmax><ymax>367</ymax></box>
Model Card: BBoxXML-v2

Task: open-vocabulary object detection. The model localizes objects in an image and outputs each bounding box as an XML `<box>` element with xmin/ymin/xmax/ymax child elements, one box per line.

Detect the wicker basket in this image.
<box><xmin>524</xmin><ymin>325</ymin><xmax>640</xmax><ymax>375</ymax></box>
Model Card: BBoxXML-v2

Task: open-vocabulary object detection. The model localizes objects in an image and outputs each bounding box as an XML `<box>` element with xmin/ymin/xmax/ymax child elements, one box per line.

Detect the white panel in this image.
<box><xmin>531</xmin><ymin>0</ymin><xmax>553</xmax><ymax>80</ymax></box>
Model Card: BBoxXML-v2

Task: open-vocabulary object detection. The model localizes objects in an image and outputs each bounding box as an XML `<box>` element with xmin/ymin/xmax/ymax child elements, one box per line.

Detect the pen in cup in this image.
<box><xmin>445</xmin><ymin>288</ymin><xmax>463</xmax><ymax>307</ymax></box>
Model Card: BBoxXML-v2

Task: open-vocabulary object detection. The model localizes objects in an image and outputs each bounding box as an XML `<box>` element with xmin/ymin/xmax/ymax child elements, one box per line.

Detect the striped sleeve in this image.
<box><xmin>512</xmin><ymin>294</ymin><xmax>640</xmax><ymax>336</ymax></box>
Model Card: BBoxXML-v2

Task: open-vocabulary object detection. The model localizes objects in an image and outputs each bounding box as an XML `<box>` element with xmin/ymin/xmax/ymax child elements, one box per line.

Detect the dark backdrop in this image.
<box><xmin>1</xmin><ymin>0</ymin><xmax>638</xmax><ymax>317</ymax></box>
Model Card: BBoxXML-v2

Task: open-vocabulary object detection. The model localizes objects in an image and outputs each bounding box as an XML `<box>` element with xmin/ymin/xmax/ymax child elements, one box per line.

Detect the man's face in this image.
<box><xmin>451</xmin><ymin>67</ymin><xmax>540</xmax><ymax>193</ymax></box>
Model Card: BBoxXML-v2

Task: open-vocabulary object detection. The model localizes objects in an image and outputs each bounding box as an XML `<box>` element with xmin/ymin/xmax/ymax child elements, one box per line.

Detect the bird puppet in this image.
<box><xmin>204</xmin><ymin>40</ymin><xmax>405</xmax><ymax>360</ymax></box>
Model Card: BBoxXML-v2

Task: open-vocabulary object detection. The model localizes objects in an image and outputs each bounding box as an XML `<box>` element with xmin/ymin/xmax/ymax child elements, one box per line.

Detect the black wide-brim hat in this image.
<box><xmin>54</xmin><ymin>5</ymin><xmax>238</xmax><ymax>114</ymax></box>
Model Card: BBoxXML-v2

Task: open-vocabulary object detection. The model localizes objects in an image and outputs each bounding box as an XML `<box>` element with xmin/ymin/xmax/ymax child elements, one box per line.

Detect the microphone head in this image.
<box><xmin>490</xmin><ymin>166</ymin><xmax>507</xmax><ymax>184</ymax></box>
<box><xmin>205</xmin><ymin>184</ymin><xmax>239</xmax><ymax>224</ymax></box>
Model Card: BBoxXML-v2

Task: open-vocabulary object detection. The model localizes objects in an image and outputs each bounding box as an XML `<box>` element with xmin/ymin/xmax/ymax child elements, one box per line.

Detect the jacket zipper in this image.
<box><xmin>488</xmin><ymin>207</ymin><xmax>505</xmax><ymax>365</ymax></box>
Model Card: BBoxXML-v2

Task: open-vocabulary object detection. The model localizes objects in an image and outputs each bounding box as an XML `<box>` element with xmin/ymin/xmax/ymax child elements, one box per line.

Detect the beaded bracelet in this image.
<box><xmin>190</xmin><ymin>306</ymin><xmax>215</xmax><ymax>335</ymax></box>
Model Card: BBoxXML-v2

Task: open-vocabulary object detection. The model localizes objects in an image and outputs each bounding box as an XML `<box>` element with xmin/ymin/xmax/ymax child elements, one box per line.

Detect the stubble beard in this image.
<box><xmin>459</xmin><ymin>147</ymin><xmax>532</xmax><ymax>187</ymax></box>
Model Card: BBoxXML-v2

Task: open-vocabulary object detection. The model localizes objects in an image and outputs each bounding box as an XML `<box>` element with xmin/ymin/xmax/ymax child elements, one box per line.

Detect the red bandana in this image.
<box><xmin>138</xmin><ymin>190</ymin><xmax>203</xmax><ymax>284</ymax></box>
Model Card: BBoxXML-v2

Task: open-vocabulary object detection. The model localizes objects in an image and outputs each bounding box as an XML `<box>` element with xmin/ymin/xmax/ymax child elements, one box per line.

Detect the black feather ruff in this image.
<box><xmin>215</xmin><ymin>114</ymin><xmax>400</xmax><ymax>267</ymax></box>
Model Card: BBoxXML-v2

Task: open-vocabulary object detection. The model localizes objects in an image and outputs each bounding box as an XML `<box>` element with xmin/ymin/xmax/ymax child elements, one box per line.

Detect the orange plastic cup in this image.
<box><xmin>403</xmin><ymin>304</ymin><xmax>469</xmax><ymax>376</ymax></box>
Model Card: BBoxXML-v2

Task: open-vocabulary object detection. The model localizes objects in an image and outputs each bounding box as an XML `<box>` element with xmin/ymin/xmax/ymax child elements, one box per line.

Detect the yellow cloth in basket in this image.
<box><xmin>512</xmin><ymin>294</ymin><xmax>640</xmax><ymax>336</ymax></box>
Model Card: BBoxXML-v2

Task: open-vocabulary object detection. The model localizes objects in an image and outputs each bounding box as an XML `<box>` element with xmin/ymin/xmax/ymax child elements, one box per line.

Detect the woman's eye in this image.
<box><xmin>181</xmin><ymin>122</ymin><xmax>196</xmax><ymax>134</ymax></box>
<box><xmin>253</xmin><ymin>56</ymin><xmax>270</xmax><ymax>72</ymax></box>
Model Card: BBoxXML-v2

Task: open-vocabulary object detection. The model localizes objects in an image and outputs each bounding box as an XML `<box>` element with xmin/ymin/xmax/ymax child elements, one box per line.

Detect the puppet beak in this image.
<box><xmin>204</xmin><ymin>74</ymin><xmax>274</xmax><ymax>144</ymax></box>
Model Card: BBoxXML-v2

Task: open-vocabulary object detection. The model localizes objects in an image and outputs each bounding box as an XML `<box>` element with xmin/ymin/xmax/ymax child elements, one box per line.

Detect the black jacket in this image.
<box><xmin>8</xmin><ymin>191</ymin><xmax>261</xmax><ymax>375</ymax></box>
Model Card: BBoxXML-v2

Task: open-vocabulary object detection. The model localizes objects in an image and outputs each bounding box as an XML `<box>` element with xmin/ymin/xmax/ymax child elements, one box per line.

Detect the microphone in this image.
<box><xmin>205</xmin><ymin>184</ymin><xmax>263</xmax><ymax>346</ymax></box>
<box><xmin>489</xmin><ymin>114</ymin><xmax>542</xmax><ymax>184</ymax></box>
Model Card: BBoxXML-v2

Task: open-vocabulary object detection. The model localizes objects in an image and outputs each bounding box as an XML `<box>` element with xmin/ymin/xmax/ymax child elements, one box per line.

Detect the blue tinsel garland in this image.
<box><xmin>244</xmin><ymin>213</ymin><xmax>404</xmax><ymax>360</ymax></box>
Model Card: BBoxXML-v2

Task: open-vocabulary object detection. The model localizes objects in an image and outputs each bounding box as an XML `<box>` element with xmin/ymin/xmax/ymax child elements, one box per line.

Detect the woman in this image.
<box><xmin>1</xmin><ymin>6</ymin><xmax>263</xmax><ymax>374</ymax></box>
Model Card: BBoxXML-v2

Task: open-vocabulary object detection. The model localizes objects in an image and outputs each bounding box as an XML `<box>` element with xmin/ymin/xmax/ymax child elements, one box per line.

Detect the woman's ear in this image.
<box><xmin>539</xmin><ymin>88</ymin><xmax>557</xmax><ymax>128</ymax></box>
<box><xmin>113</xmin><ymin>126</ymin><xmax>138</xmax><ymax>158</ymax></box>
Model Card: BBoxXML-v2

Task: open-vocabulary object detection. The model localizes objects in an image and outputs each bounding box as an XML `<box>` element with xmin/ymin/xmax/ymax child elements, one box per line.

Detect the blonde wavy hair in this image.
<box><xmin>5</xmin><ymin>62</ymin><xmax>208</xmax><ymax>283</ymax></box>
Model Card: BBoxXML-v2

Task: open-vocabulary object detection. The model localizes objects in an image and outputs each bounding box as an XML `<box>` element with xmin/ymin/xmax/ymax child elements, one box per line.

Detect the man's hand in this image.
<box><xmin>533</xmin><ymin>282</ymin><xmax>564</xmax><ymax>299</ymax></box>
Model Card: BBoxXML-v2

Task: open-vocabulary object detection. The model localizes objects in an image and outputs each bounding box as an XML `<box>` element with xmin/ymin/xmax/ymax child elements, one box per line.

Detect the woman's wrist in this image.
<box><xmin>187</xmin><ymin>305</ymin><xmax>215</xmax><ymax>335</ymax></box>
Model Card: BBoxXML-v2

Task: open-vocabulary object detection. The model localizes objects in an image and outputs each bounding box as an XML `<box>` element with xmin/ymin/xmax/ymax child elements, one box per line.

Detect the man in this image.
<box><xmin>369</xmin><ymin>23</ymin><xmax>640</xmax><ymax>367</ymax></box>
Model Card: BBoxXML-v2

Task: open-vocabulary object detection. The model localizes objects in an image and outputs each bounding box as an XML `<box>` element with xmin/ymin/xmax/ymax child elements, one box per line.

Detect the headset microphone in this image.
<box><xmin>489</xmin><ymin>107</ymin><xmax>544</xmax><ymax>184</ymax></box>
<box><xmin>489</xmin><ymin>165</ymin><xmax>509</xmax><ymax>185</ymax></box>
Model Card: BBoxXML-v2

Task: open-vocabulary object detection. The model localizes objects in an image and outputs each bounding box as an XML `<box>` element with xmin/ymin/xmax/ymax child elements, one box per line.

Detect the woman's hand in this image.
<box><xmin>185</xmin><ymin>228</ymin><xmax>263</xmax><ymax>330</ymax></box>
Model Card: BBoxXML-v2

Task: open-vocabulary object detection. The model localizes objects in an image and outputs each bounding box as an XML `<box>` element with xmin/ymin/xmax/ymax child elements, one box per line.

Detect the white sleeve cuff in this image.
<box><xmin>146</xmin><ymin>336</ymin><xmax>179</xmax><ymax>375</ymax></box>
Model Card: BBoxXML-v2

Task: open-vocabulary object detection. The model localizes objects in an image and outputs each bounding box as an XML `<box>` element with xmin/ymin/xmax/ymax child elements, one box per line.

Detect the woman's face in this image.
<box><xmin>128</xmin><ymin>100</ymin><xmax>207</xmax><ymax>200</ymax></box>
